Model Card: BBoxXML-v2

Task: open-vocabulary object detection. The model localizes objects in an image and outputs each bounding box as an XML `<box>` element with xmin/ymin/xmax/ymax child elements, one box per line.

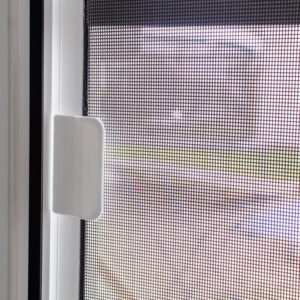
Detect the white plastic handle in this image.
<box><xmin>53</xmin><ymin>115</ymin><xmax>105</xmax><ymax>220</ymax></box>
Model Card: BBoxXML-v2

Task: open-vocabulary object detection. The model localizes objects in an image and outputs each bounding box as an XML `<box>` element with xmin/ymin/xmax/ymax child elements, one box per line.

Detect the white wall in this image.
<box><xmin>0</xmin><ymin>0</ymin><xmax>10</xmax><ymax>298</ymax></box>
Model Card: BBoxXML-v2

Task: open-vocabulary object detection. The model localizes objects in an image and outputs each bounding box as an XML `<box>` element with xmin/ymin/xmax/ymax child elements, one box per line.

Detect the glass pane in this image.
<box><xmin>82</xmin><ymin>21</ymin><xmax>300</xmax><ymax>300</ymax></box>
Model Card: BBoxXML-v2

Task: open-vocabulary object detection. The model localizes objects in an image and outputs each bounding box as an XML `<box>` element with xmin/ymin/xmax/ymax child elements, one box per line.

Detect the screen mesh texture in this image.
<box><xmin>82</xmin><ymin>1</ymin><xmax>300</xmax><ymax>299</ymax></box>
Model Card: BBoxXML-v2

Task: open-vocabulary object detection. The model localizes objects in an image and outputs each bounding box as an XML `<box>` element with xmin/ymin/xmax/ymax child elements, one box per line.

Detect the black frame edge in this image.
<box><xmin>28</xmin><ymin>0</ymin><xmax>43</xmax><ymax>299</ymax></box>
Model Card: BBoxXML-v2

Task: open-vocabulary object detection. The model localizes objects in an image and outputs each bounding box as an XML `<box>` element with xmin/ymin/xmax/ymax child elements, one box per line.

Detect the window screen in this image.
<box><xmin>81</xmin><ymin>1</ymin><xmax>300</xmax><ymax>299</ymax></box>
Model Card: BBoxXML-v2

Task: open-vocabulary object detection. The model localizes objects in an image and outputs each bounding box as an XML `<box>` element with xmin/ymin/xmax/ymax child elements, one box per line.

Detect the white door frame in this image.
<box><xmin>43</xmin><ymin>0</ymin><xmax>84</xmax><ymax>299</ymax></box>
<box><xmin>0</xmin><ymin>0</ymin><xmax>29</xmax><ymax>299</ymax></box>
<box><xmin>0</xmin><ymin>0</ymin><xmax>30</xmax><ymax>299</ymax></box>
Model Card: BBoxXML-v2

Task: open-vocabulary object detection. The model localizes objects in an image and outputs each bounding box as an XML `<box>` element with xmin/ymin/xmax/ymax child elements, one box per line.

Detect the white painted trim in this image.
<box><xmin>8</xmin><ymin>0</ymin><xmax>30</xmax><ymax>299</ymax></box>
<box><xmin>43</xmin><ymin>0</ymin><xmax>84</xmax><ymax>299</ymax></box>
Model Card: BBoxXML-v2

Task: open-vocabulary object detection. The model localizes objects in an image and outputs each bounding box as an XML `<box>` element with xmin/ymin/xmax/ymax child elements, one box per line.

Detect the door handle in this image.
<box><xmin>53</xmin><ymin>115</ymin><xmax>105</xmax><ymax>220</ymax></box>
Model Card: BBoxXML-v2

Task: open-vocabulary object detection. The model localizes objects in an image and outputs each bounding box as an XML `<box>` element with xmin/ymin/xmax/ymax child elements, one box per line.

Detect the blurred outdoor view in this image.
<box><xmin>84</xmin><ymin>26</ymin><xmax>300</xmax><ymax>299</ymax></box>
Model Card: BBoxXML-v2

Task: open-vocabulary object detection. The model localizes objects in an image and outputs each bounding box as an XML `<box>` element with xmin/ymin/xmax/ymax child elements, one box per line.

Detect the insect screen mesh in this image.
<box><xmin>82</xmin><ymin>1</ymin><xmax>300</xmax><ymax>299</ymax></box>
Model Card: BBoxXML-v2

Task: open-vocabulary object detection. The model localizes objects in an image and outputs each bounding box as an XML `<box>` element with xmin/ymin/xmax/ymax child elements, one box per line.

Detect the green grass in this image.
<box><xmin>106</xmin><ymin>145</ymin><xmax>299</xmax><ymax>182</ymax></box>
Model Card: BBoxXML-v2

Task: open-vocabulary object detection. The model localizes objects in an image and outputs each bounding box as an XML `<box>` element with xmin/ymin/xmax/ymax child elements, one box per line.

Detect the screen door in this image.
<box><xmin>81</xmin><ymin>1</ymin><xmax>300</xmax><ymax>299</ymax></box>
